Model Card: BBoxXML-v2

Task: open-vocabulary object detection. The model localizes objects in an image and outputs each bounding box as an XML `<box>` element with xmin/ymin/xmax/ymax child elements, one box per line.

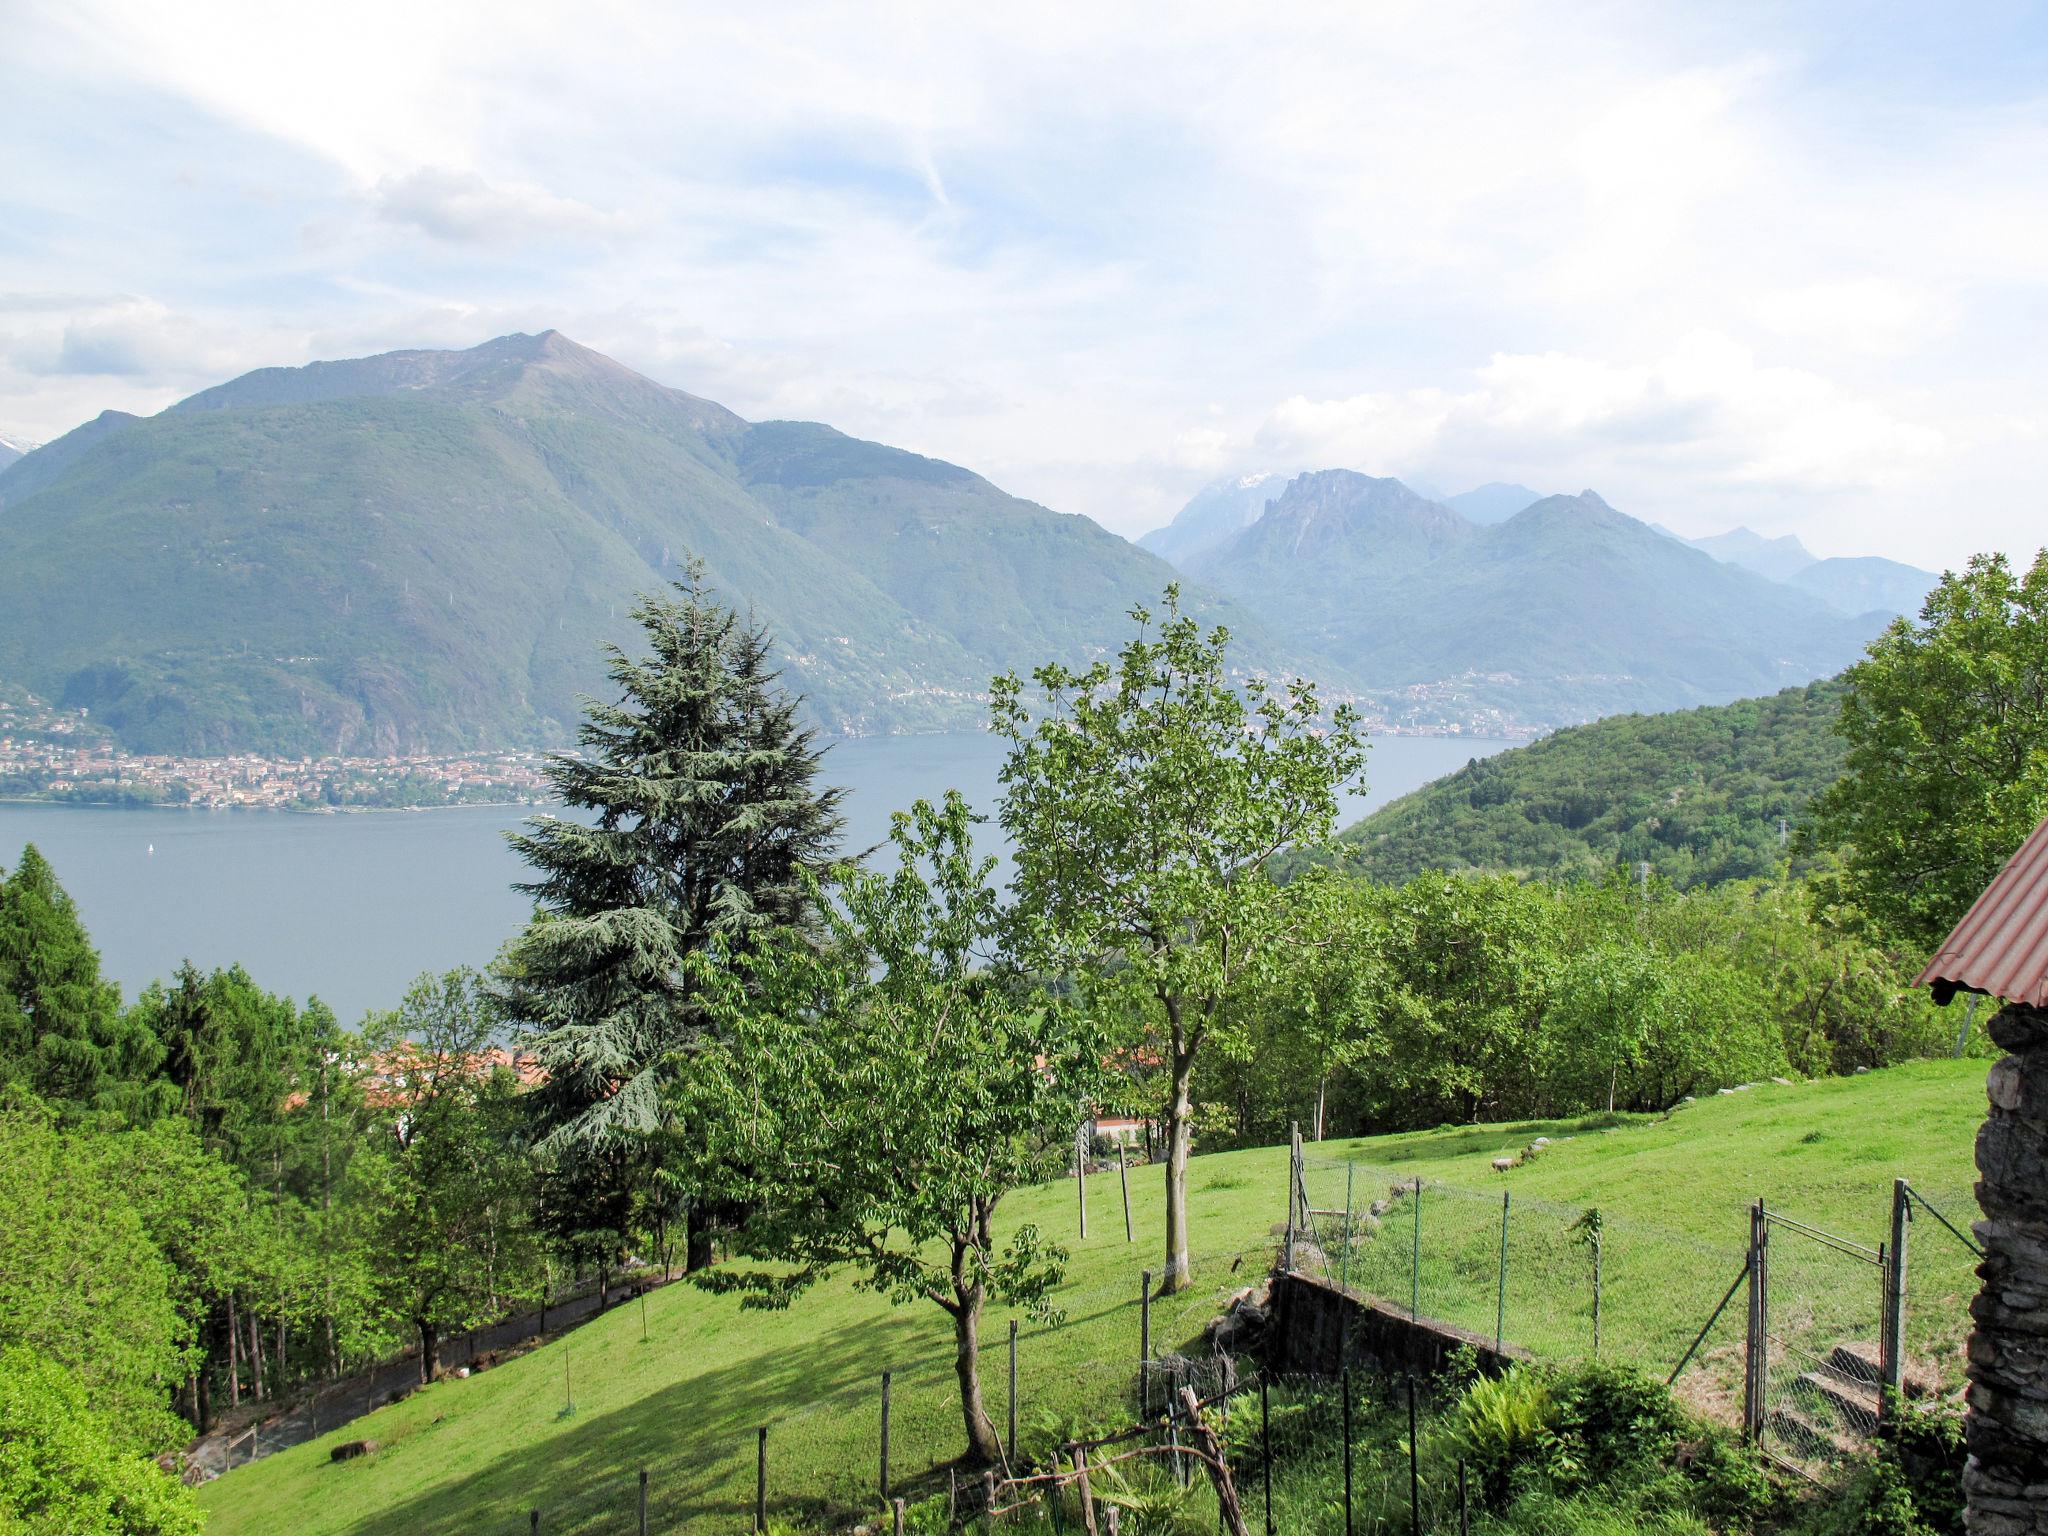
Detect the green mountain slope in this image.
<box><xmin>1204</xmin><ymin>486</ymin><xmax>1882</xmax><ymax>728</ymax></box>
<box><xmin>1327</xmin><ymin>678</ymin><xmax>1848</xmax><ymax>886</ymax></box>
<box><xmin>0</xmin><ymin>333</ymin><xmax>1268</xmax><ymax>754</ymax></box>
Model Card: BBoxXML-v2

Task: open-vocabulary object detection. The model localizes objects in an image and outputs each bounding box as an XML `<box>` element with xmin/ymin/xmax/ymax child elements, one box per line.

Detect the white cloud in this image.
<box><xmin>1256</xmin><ymin>333</ymin><xmax>1952</xmax><ymax>521</ymax></box>
<box><xmin>2</xmin><ymin>2</ymin><xmax>2046</xmax><ymax>572</ymax></box>
<box><xmin>370</xmin><ymin>168</ymin><xmax>629</xmax><ymax>244</ymax></box>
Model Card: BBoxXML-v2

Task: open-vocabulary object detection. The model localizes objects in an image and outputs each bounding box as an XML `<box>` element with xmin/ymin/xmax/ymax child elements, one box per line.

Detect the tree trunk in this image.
<box><xmin>196</xmin><ymin>1368</ymin><xmax>212</xmax><ymax>1433</ymax></box>
<box><xmin>1161</xmin><ymin>1045</ymin><xmax>1196</xmax><ymax>1293</ymax></box>
<box><xmin>685</xmin><ymin>1203</ymin><xmax>714</xmax><ymax>1273</ymax></box>
<box><xmin>951</xmin><ymin>1298</ymin><xmax>1003</xmax><ymax>1466</ymax></box>
<box><xmin>226</xmin><ymin>1293</ymin><xmax>242</xmax><ymax>1408</ymax></box>
<box><xmin>418</xmin><ymin>1320</ymin><xmax>440</xmax><ymax>1384</ymax></box>
<box><xmin>249</xmin><ymin>1307</ymin><xmax>266</xmax><ymax>1401</ymax></box>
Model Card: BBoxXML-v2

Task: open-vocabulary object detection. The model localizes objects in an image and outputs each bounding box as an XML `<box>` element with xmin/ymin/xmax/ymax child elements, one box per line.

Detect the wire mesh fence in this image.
<box><xmin>498</xmin><ymin>1155</ymin><xmax>1981</xmax><ymax>1530</ymax></box>
<box><xmin>1293</xmin><ymin>1149</ymin><xmax>1977</xmax><ymax>1487</ymax></box>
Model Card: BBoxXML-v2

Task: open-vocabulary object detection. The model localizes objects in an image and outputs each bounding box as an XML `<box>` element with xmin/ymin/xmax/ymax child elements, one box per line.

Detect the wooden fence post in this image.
<box><xmin>1179</xmin><ymin>1386</ymin><xmax>1248</xmax><ymax>1536</ymax></box>
<box><xmin>893</xmin><ymin>1497</ymin><xmax>906</xmax><ymax>1536</ymax></box>
<box><xmin>1118</xmin><ymin>1143</ymin><xmax>1133</xmax><ymax>1243</ymax></box>
<box><xmin>1073</xmin><ymin>1444</ymin><xmax>1098</xmax><ymax>1536</ymax></box>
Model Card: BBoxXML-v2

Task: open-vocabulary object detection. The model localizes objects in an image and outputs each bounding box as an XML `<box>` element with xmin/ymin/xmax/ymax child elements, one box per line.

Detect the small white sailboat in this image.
<box><xmin>147</xmin><ymin>843</ymin><xmax>155</xmax><ymax>856</ymax></box>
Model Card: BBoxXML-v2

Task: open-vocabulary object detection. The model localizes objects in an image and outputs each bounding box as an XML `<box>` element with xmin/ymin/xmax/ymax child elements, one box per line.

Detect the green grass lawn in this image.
<box><xmin>199</xmin><ymin>1059</ymin><xmax>1989</xmax><ymax>1536</ymax></box>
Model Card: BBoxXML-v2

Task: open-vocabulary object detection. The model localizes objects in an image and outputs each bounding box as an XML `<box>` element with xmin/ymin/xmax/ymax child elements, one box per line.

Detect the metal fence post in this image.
<box><xmin>1342</xmin><ymin>1162</ymin><xmax>1355</xmax><ymax>1294</ymax></box>
<box><xmin>1883</xmin><ymin>1177</ymin><xmax>1909</xmax><ymax>1421</ymax></box>
<box><xmin>1592</xmin><ymin>1221</ymin><xmax>1603</xmax><ymax>1358</ymax></box>
<box><xmin>1008</xmin><ymin>1318</ymin><xmax>1019</xmax><ymax>1465</ymax></box>
<box><xmin>756</xmin><ymin>1426</ymin><xmax>767</xmax><ymax>1534</ymax></box>
<box><xmin>1260</xmin><ymin>1376</ymin><xmax>1274</xmax><ymax>1536</ymax></box>
<box><xmin>1139</xmin><ymin>1272</ymin><xmax>1152</xmax><ymax>1416</ymax></box>
<box><xmin>880</xmin><ymin>1370</ymin><xmax>892</xmax><ymax>1501</ymax></box>
<box><xmin>1495</xmin><ymin>1190</ymin><xmax>1511</xmax><ymax>1353</ymax></box>
<box><xmin>1411</xmin><ymin>1177</ymin><xmax>1423</xmax><ymax>1321</ymax></box>
<box><xmin>1405</xmin><ymin>1375</ymin><xmax>1420</xmax><ymax>1535</ymax></box>
<box><xmin>1284</xmin><ymin>1123</ymin><xmax>1299</xmax><ymax>1272</ymax></box>
<box><xmin>1341</xmin><ymin>1366</ymin><xmax>1354</xmax><ymax>1536</ymax></box>
<box><xmin>638</xmin><ymin>1468</ymin><xmax>648</xmax><ymax>1536</ymax></box>
<box><xmin>1743</xmin><ymin>1200</ymin><xmax>1767</xmax><ymax>1444</ymax></box>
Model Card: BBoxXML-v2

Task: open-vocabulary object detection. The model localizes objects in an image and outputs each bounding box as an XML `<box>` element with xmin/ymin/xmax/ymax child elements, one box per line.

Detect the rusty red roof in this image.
<box><xmin>1916</xmin><ymin>814</ymin><xmax>2048</xmax><ymax>1007</ymax></box>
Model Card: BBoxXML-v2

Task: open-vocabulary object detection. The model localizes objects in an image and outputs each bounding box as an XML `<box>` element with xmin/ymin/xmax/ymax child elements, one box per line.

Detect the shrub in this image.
<box><xmin>0</xmin><ymin>1345</ymin><xmax>201</xmax><ymax>1536</ymax></box>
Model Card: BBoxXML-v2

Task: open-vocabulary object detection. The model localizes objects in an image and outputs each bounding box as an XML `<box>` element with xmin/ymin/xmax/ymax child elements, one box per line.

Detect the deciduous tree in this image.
<box><xmin>993</xmin><ymin>588</ymin><xmax>1365</xmax><ymax>1293</ymax></box>
<box><xmin>688</xmin><ymin>794</ymin><xmax>1096</xmax><ymax>1464</ymax></box>
<box><xmin>1811</xmin><ymin>550</ymin><xmax>2048</xmax><ymax>952</ymax></box>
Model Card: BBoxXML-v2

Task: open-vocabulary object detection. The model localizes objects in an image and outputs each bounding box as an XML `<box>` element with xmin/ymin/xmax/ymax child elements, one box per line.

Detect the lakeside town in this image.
<box><xmin>0</xmin><ymin>691</ymin><xmax>553</xmax><ymax>811</ymax></box>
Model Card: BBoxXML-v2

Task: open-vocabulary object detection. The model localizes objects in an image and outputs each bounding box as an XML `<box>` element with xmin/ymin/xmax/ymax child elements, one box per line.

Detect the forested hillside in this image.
<box><xmin>1326</xmin><ymin>679</ymin><xmax>1848</xmax><ymax>886</ymax></box>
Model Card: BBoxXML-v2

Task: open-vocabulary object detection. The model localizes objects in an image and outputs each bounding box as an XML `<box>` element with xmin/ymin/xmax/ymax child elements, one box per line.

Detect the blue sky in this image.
<box><xmin>4</xmin><ymin>1</ymin><xmax>2046</xmax><ymax>567</ymax></box>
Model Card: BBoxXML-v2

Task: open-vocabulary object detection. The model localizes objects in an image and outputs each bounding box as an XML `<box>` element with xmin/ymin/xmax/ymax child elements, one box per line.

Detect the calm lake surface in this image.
<box><xmin>0</xmin><ymin>732</ymin><xmax>1511</xmax><ymax>1021</ymax></box>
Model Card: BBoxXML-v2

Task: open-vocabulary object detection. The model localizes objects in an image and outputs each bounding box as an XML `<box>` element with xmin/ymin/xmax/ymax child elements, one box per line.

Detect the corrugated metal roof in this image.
<box><xmin>1916</xmin><ymin>814</ymin><xmax>2048</xmax><ymax>1007</ymax></box>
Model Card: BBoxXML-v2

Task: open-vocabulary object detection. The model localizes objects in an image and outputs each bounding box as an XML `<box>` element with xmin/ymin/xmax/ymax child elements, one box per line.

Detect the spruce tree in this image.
<box><xmin>0</xmin><ymin>845</ymin><xmax>164</xmax><ymax>1117</ymax></box>
<box><xmin>497</xmin><ymin>567</ymin><xmax>843</xmax><ymax>1268</ymax></box>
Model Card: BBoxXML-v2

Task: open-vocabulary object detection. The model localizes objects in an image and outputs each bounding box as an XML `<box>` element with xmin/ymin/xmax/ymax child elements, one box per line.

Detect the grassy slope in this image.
<box><xmin>199</xmin><ymin>1059</ymin><xmax>1988</xmax><ymax>1536</ymax></box>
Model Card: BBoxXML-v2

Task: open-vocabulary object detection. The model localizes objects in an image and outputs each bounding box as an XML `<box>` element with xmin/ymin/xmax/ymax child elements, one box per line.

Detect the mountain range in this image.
<box><xmin>0</xmin><ymin>333</ymin><xmax>1281</xmax><ymax>755</ymax></box>
<box><xmin>1156</xmin><ymin>469</ymin><xmax>1896</xmax><ymax>729</ymax></box>
<box><xmin>0</xmin><ymin>433</ymin><xmax>35</xmax><ymax>469</ymax></box>
<box><xmin>1656</xmin><ymin>524</ymin><xmax>1938</xmax><ymax>618</ymax></box>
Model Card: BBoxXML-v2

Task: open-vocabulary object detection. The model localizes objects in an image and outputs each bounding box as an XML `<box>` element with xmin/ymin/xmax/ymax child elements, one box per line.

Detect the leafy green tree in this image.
<box><xmin>993</xmin><ymin>588</ymin><xmax>1365</xmax><ymax>1292</ymax></box>
<box><xmin>132</xmin><ymin>961</ymin><xmax>306</xmax><ymax>1170</ymax></box>
<box><xmin>352</xmin><ymin>969</ymin><xmax>542</xmax><ymax>1381</ymax></box>
<box><xmin>0</xmin><ymin>846</ymin><xmax>164</xmax><ymax>1118</ymax></box>
<box><xmin>0</xmin><ymin>1345</ymin><xmax>201</xmax><ymax>1536</ymax></box>
<box><xmin>0</xmin><ymin>1113</ymin><xmax>189</xmax><ymax>1454</ymax></box>
<box><xmin>1811</xmin><ymin>550</ymin><xmax>2048</xmax><ymax>952</ymax></box>
<box><xmin>498</xmin><ymin>569</ymin><xmax>843</xmax><ymax>1270</ymax></box>
<box><xmin>688</xmin><ymin>795</ymin><xmax>1097</xmax><ymax>1464</ymax></box>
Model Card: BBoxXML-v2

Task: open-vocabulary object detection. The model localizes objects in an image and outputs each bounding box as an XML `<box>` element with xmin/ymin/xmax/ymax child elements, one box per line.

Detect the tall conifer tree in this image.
<box><xmin>497</xmin><ymin>566</ymin><xmax>843</xmax><ymax>1267</ymax></box>
<box><xmin>0</xmin><ymin>845</ymin><xmax>163</xmax><ymax>1117</ymax></box>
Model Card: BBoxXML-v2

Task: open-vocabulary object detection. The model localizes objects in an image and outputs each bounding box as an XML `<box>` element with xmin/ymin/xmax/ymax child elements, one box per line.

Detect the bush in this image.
<box><xmin>0</xmin><ymin>1345</ymin><xmax>201</xmax><ymax>1536</ymax></box>
<box><xmin>1800</xmin><ymin>1398</ymin><xmax>1965</xmax><ymax>1536</ymax></box>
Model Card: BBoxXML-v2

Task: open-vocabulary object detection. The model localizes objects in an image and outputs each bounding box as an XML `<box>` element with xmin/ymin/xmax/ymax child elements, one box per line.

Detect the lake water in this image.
<box><xmin>0</xmin><ymin>732</ymin><xmax>1510</xmax><ymax>1022</ymax></box>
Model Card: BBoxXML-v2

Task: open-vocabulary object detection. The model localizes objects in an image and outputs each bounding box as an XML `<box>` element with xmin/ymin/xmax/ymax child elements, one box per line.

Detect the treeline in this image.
<box><xmin>1196</xmin><ymin>863</ymin><xmax>1952</xmax><ymax>1149</ymax></box>
<box><xmin>0</xmin><ymin>850</ymin><xmax>552</xmax><ymax>1533</ymax></box>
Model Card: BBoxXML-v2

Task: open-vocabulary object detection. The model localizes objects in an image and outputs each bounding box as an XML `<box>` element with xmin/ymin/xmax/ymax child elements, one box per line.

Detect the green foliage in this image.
<box><xmin>1798</xmin><ymin>1399</ymin><xmax>1965</xmax><ymax>1536</ymax></box>
<box><xmin>0</xmin><ymin>1113</ymin><xmax>191</xmax><ymax>1454</ymax></box>
<box><xmin>688</xmin><ymin>793</ymin><xmax>1101</xmax><ymax>1463</ymax></box>
<box><xmin>351</xmin><ymin>970</ymin><xmax>544</xmax><ymax>1378</ymax></box>
<box><xmin>1201</xmin><ymin>867</ymin><xmax>1946</xmax><ymax>1144</ymax></box>
<box><xmin>0</xmin><ymin>845</ymin><xmax>164</xmax><ymax>1118</ymax></box>
<box><xmin>499</xmin><ymin>568</ymin><xmax>844</xmax><ymax>1151</ymax></box>
<box><xmin>1446</xmin><ymin>1368</ymin><xmax>1560</xmax><ymax>1498</ymax></box>
<box><xmin>1320</xmin><ymin>680</ymin><xmax>1848</xmax><ymax>888</ymax></box>
<box><xmin>994</xmin><ymin>585</ymin><xmax>1366</xmax><ymax>1289</ymax></box>
<box><xmin>1810</xmin><ymin>549</ymin><xmax>2048</xmax><ymax>953</ymax></box>
<box><xmin>0</xmin><ymin>1345</ymin><xmax>202</xmax><ymax>1536</ymax></box>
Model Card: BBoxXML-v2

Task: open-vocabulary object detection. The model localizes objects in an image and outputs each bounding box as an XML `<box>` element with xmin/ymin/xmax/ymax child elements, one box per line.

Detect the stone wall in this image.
<box><xmin>1266</xmin><ymin>1271</ymin><xmax>1524</xmax><ymax>1380</ymax></box>
<box><xmin>1967</xmin><ymin>1002</ymin><xmax>2048</xmax><ymax>1534</ymax></box>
